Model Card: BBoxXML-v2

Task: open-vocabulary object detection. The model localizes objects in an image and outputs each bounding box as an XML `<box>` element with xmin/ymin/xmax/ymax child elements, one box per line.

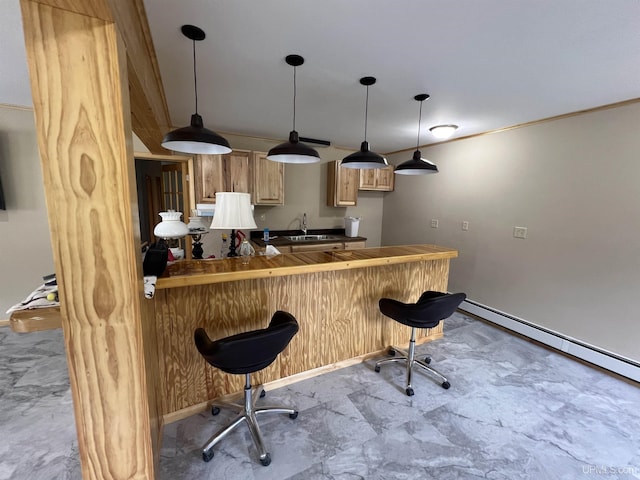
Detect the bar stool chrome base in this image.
<box><xmin>202</xmin><ymin>373</ymin><xmax>298</xmax><ymax>466</ymax></box>
<box><xmin>374</xmin><ymin>326</ymin><xmax>450</xmax><ymax>396</ymax></box>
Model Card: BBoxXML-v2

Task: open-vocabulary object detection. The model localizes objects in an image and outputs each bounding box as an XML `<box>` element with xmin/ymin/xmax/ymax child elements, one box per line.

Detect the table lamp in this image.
<box><xmin>187</xmin><ymin>214</ymin><xmax>209</xmax><ymax>259</ymax></box>
<box><xmin>153</xmin><ymin>211</ymin><xmax>189</xmax><ymax>241</ymax></box>
<box><xmin>146</xmin><ymin>210</ymin><xmax>189</xmax><ymax>276</ymax></box>
<box><xmin>210</xmin><ymin>192</ymin><xmax>257</xmax><ymax>257</ymax></box>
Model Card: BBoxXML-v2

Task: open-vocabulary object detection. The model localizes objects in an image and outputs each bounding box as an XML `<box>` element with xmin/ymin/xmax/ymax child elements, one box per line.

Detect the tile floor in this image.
<box><xmin>1</xmin><ymin>312</ymin><xmax>639</xmax><ymax>479</ymax></box>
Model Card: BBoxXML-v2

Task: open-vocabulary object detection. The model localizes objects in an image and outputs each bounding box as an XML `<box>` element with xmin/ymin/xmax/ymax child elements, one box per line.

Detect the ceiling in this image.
<box><xmin>2</xmin><ymin>0</ymin><xmax>639</xmax><ymax>153</ymax></box>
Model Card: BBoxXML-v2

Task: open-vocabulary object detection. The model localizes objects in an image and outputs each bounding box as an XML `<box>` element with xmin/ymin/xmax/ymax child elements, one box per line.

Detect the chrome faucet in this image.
<box><xmin>302</xmin><ymin>213</ymin><xmax>308</xmax><ymax>235</ymax></box>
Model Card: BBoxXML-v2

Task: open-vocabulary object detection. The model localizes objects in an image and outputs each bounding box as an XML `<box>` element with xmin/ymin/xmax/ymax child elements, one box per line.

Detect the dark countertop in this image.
<box><xmin>249</xmin><ymin>228</ymin><xmax>367</xmax><ymax>248</ymax></box>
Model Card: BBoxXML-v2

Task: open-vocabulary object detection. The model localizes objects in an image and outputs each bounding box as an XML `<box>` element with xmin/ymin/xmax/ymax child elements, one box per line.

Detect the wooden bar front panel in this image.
<box><xmin>154</xmin><ymin>259</ymin><xmax>450</xmax><ymax>416</ymax></box>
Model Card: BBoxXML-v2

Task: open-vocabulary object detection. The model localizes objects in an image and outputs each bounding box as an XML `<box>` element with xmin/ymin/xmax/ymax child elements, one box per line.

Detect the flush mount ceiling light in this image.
<box><xmin>395</xmin><ymin>94</ymin><xmax>438</xmax><ymax>175</ymax></box>
<box><xmin>429</xmin><ymin>124</ymin><xmax>458</xmax><ymax>140</ymax></box>
<box><xmin>161</xmin><ymin>25</ymin><xmax>231</xmax><ymax>155</ymax></box>
<box><xmin>267</xmin><ymin>54</ymin><xmax>320</xmax><ymax>164</ymax></box>
<box><xmin>342</xmin><ymin>77</ymin><xmax>388</xmax><ymax>169</ymax></box>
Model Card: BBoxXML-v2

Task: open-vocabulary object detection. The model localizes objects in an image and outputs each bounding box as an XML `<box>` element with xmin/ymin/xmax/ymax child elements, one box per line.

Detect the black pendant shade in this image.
<box><xmin>267</xmin><ymin>130</ymin><xmax>320</xmax><ymax>164</ymax></box>
<box><xmin>342</xmin><ymin>141</ymin><xmax>388</xmax><ymax>169</ymax></box>
<box><xmin>161</xmin><ymin>25</ymin><xmax>231</xmax><ymax>155</ymax></box>
<box><xmin>395</xmin><ymin>149</ymin><xmax>438</xmax><ymax>175</ymax></box>
<box><xmin>395</xmin><ymin>93</ymin><xmax>438</xmax><ymax>175</ymax></box>
<box><xmin>267</xmin><ymin>55</ymin><xmax>320</xmax><ymax>164</ymax></box>
<box><xmin>162</xmin><ymin>113</ymin><xmax>231</xmax><ymax>155</ymax></box>
<box><xmin>342</xmin><ymin>77</ymin><xmax>387</xmax><ymax>169</ymax></box>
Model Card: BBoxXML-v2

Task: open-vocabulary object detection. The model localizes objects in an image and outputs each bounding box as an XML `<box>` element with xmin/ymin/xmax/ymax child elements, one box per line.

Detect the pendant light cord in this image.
<box><xmin>292</xmin><ymin>65</ymin><xmax>297</xmax><ymax>131</ymax></box>
<box><xmin>192</xmin><ymin>39</ymin><xmax>198</xmax><ymax>114</ymax></box>
<box><xmin>416</xmin><ymin>98</ymin><xmax>423</xmax><ymax>150</ymax></box>
<box><xmin>364</xmin><ymin>85</ymin><xmax>369</xmax><ymax>142</ymax></box>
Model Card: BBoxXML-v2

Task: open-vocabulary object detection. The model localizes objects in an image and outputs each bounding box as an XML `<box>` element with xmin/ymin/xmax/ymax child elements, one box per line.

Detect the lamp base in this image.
<box><xmin>227</xmin><ymin>229</ymin><xmax>239</xmax><ymax>257</ymax></box>
<box><xmin>192</xmin><ymin>241</ymin><xmax>204</xmax><ymax>259</ymax></box>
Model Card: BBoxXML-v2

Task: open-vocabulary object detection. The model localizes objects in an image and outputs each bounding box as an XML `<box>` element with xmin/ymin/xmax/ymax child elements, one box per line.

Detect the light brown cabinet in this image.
<box><xmin>196</xmin><ymin>150</ymin><xmax>284</xmax><ymax>205</ymax></box>
<box><xmin>252</xmin><ymin>151</ymin><xmax>284</xmax><ymax>205</ymax></box>
<box><xmin>358</xmin><ymin>165</ymin><xmax>395</xmax><ymax>191</ymax></box>
<box><xmin>251</xmin><ymin>240</ymin><xmax>366</xmax><ymax>254</ymax></box>
<box><xmin>344</xmin><ymin>240</ymin><xmax>367</xmax><ymax>250</ymax></box>
<box><xmin>195</xmin><ymin>150</ymin><xmax>251</xmax><ymax>203</ymax></box>
<box><xmin>290</xmin><ymin>242</ymin><xmax>344</xmax><ymax>253</ymax></box>
<box><xmin>327</xmin><ymin>160</ymin><xmax>359</xmax><ymax>207</ymax></box>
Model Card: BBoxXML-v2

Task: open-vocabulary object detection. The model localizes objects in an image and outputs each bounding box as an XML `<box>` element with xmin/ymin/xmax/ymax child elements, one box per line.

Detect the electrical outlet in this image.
<box><xmin>259</xmin><ymin>213</ymin><xmax>266</xmax><ymax>222</ymax></box>
<box><xmin>430</xmin><ymin>219</ymin><xmax>439</xmax><ymax>228</ymax></box>
<box><xmin>462</xmin><ymin>221</ymin><xmax>469</xmax><ymax>231</ymax></box>
<box><xmin>513</xmin><ymin>226</ymin><xmax>527</xmax><ymax>239</ymax></box>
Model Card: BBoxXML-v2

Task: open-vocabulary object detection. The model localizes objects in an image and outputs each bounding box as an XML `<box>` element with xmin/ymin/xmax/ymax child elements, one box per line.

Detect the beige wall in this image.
<box><xmin>0</xmin><ymin>106</ymin><xmax>55</xmax><ymax>316</ymax></box>
<box><xmin>382</xmin><ymin>101</ymin><xmax>640</xmax><ymax>362</ymax></box>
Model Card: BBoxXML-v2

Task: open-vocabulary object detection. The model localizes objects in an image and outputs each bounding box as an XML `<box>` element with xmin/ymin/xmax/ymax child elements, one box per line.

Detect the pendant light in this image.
<box><xmin>341</xmin><ymin>77</ymin><xmax>388</xmax><ymax>169</ymax></box>
<box><xmin>267</xmin><ymin>55</ymin><xmax>320</xmax><ymax>164</ymax></box>
<box><xmin>395</xmin><ymin>94</ymin><xmax>438</xmax><ymax>175</ymax></box>
<box><xmin>161</xmin><ymin>25</ymin><xmax>231</xmax><ymax>155</ymax></box>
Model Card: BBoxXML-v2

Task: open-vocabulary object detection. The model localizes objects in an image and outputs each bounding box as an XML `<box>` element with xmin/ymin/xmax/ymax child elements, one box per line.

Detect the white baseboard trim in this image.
<box><xmin>459</xmin><ymin>299</ymin><xmax>640</xmax><ymax>383</ymax></box>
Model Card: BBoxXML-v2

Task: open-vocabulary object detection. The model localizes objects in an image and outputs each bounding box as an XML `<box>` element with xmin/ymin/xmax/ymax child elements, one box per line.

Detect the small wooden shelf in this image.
<box><xmin>10</xmin><ymin>307</ymin><xmax>62</xmax><ymax>333</ymax></box>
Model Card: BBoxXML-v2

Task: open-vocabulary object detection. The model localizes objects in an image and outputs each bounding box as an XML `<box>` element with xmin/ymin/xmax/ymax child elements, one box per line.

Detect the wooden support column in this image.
<box><xmin>20</xmin><ymin>1</ymin><xmax>158</xmax><ymax>478</ymax></box>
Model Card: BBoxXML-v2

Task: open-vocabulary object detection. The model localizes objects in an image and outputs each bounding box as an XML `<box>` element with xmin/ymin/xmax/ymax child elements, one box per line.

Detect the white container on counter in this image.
<box><xmin>344</xmin><ymin>217</ymin><xmax>361</xmax><ymax>237</ymax></box>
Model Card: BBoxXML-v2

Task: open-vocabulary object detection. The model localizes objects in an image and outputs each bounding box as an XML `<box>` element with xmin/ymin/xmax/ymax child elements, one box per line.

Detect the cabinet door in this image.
<box><xmin>252</xmin><ymin>151</ymin><xmax>284</xmax><ymax>205</ymax></box>
<box><xmin>196</xmin><ymin>151</ymin><xmax>252</xmax><ymax>203</ymax></box>
<box><xmin>344</xmin><ymin>241</ymin><xmax>366</xmax><ymax>250</ymax></box>
<box><xmin>358</xmin><ymin>169</ymin><xmax>377</xmax><ymax>190</ymax></box>
<box><xmin>327</xmin><ymin>160</ymin><xmax>359</xmax><ymax>207</ymax></box>
<box><xmin>358</xmin><ymin>165</ymin><xmax>394</xmax><ymax>191</ymax></box>
<box><xmin>225</xmin><ymin>150</ymin><xmax>251</xmax><ymax>194</ymax></box>
<box><xmin>375</xmin><ymin>166</ymin><xmax>395</xmax><ymax>191</ymax></box>
<box><xmin>196</xmin><ymin>154</ymin><xmax>225</xmax><ymax>203</ymax></box>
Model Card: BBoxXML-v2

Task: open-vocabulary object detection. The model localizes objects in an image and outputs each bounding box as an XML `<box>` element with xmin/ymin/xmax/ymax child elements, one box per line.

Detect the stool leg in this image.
<box><xmin>375</xmin><ymin>346</ymin><xmax>408</xmax><ymax>371</ymax></box>
<box><xmin>245</xmin><ymin>413</ymin><xmax>269</xmax><ymax>465</ymax></box>
<box><xmin>404</xmin><ymin>327</ymin><xmax>417</xmax><ymax>396</ymax></box>
<box><xmin>414</xmin><ymin>358</ymin><xmax>449</xmax><ymax>388</ymax></box>
<box><xmin>375</xmin><ymin>327</ymin><xmax>451</xmax><ymax>394</ymax></box>
<box><xmin>202</xmin><ymin>413</ymin><xmax>247</xmax><ymax>454</ymax></box>
<box><xmin>202</xmin><ymin>373</ymin><xmax>298</xmax><ymax>466</ymax></box>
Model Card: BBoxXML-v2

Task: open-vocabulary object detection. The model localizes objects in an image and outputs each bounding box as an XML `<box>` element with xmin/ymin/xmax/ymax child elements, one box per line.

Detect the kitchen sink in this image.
<box><xmin>285</xmin><ymin>234</ymin><xmax>342</xmax><ymax>242</ymax></box>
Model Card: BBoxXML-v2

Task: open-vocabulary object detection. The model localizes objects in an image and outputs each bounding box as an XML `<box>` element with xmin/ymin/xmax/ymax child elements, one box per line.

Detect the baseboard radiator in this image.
<box><xmin>459</xmin><ymin>299</ymin><xmax>640</xmax><ymax>383</ymax></box>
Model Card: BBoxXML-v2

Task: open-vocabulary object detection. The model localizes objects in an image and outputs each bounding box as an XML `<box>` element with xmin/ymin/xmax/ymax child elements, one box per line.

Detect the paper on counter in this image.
<box><xmin>6</xmin><ymin>283</ymin><xmax>60</xmax><ymax>314</ymax></box>
<box><xmin>265</xmin><ymin>245</ymin><xmax>281</xmax><ymax>256</ymax></box>
<box><xmin>144</xmin><ymin>275</ymin><xmax>158</xmax><ymax>299</ymax></box>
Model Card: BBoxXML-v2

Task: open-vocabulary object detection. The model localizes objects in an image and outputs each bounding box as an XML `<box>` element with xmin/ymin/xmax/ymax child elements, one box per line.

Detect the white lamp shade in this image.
<box><xmin>210</xmin><ymin>192</ymin><xmax>257</xmax><ymax>230</ymax></box>
<box><xmin>154</xmin><ymin>211</ymin><xmax>189</xmax><ymax>239</ymax></box>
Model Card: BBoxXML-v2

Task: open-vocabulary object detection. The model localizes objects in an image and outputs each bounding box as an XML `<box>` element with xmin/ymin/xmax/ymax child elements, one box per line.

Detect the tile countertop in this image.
<box><xmin>249</xmin><ymin>228</ymin><xmax>367</xmax><ymax>248</ymax></box>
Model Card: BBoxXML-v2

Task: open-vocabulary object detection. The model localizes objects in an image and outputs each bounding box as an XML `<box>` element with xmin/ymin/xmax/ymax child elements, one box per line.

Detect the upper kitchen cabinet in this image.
<box><xmin>195</xmin><ymin>150</ymin><xmax>251</xmax><ymax>203</ymax></box>
<box><xmin>252</xmin><ymin>151</ymin><xmax>284</xmax><ymax>205</ymax></box>
<box><xmin>327</xmin><ymin>160</ymin><xmax>359</xmax><ymax>207</ymax></box>
<box><xmin>358</xmin><ymin>165</ymin><xmax>395</xmax><ymax>191</ymax></box>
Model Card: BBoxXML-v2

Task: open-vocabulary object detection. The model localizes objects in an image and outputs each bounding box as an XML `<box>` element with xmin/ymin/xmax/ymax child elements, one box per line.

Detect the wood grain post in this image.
<box><xmin>20</xmin><ymin>1</ymin><xmax>158</xmax><ymax>478</ymax></box>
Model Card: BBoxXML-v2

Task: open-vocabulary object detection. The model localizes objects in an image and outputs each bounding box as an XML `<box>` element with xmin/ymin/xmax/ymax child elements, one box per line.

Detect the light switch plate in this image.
<box><xmin>431</xmin><ymin>219</ymin><xmax>439</xmax><ymax>228</ymax></box>
<box><xmin>513</xmin><ymin>226</ymin><xmax>527</xmax><ymax>239</ymax></box>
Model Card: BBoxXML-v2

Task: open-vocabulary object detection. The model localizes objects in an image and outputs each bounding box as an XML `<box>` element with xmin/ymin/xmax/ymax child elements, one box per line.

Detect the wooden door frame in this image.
<box><xmin>134</xmin><ymin>152</ymin><xmax>195</xmax><ymax>259</ymax></box>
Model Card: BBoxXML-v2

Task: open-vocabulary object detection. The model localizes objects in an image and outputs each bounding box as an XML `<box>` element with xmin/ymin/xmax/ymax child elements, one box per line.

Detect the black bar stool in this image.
<box><xmin>194</xmin><ymin>311</ymin><xmax>299</xmax><ymax>466</ymax></box>
<box><xmin>375</xmin><ymin>291</ymin><xmax>466</xmax><ymax>396</ymax></box>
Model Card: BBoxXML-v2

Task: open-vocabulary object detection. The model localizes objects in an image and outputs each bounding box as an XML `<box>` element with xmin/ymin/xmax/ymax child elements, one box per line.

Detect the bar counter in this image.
<box><xmin>147</xmin><ymin>244</ymin><xmax>458</xmax><ymax>421</ymax></box>
<box><xmin>158</xmin><ymin>244</ymin><xmax>458</xmax><ymax>288</ymax></box>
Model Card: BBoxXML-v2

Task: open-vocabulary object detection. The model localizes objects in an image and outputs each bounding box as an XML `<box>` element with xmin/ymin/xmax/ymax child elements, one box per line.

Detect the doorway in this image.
<box><xmin>134</xmin><ymin>152</ymin><xmax>194</xmax><ymax>258</ymax></box>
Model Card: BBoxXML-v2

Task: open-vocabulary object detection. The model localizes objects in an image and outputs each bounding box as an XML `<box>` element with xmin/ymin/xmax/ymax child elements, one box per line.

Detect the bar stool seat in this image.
<box><xmin>194</xmin><ymin>310</ymin><xmax>299</xmax><ymax>466</ymax></box>
<box><xmin>375</xmin><ymin>291</ymin><xmax>466</xmax><ymax>396</ymax></box>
